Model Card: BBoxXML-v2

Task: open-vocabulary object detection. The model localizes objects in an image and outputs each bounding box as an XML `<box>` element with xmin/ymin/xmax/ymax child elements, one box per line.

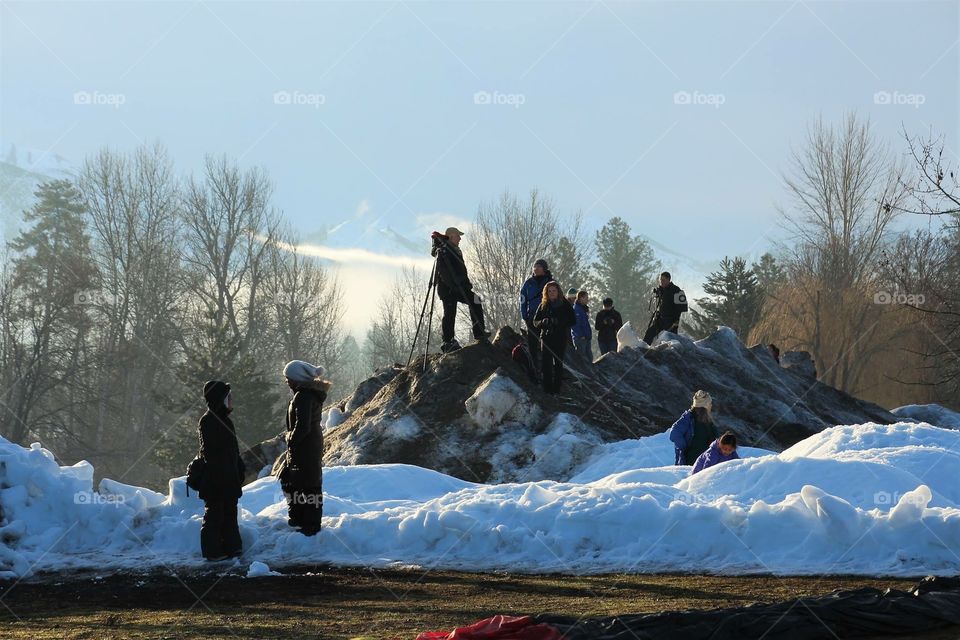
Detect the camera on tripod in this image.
<box><xmin>431</xmin><ymin>231</ymin><xmax>449</xmax><ymax>254</ymax></box>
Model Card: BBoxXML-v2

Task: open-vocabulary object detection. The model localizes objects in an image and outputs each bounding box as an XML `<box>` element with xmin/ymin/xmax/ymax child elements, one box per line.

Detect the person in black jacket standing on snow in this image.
<box><xmin>432</xmin><ymin>226</ymin><xmax>489</xmax><ymax>353</ymax></box>
<box><xmin>198</xmin><ymin>380</ymin><xmax>244</xmax><ymax>561</ymax></box>
<box><xmin>643</xmin><ymin>271</ymin><xmax>688</xmax><ymax>344</ymax></box>
<box><xmin>282</xmin><ymin>360</ymin><xmax>329</xmax><ymax>536</ymax></box>
<box><xmin>595</xmin><ymin>297</ymin><xmax>623</xmax><ymax>355</ymax></box>
<box><xmin>533</xmin><ymin>281</ymin><xmax>576</xmax><ymax>394</ymax></box>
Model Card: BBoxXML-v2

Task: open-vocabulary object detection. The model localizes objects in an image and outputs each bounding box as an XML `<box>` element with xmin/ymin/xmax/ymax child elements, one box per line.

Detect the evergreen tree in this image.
<box><xmin>688</xmin><ymin>256</ymin><xmax>763</xmax><ymax>339</ymax></box>
<box><xmin>551</xmin><ymin>235</ymin><xmax>591</xmax><ymax>293</ymax></box>
<box><xmin>752</xmin><ymin>252</ymin><xmax>786</xmax><ymax>292</ymax></box>
<box><xmin>3</xmin><ymin>180</ymin><xmax>98</xmax><ymax>445</ymax></box>
<box><xmin>590</xmin><ymin>217</ymin><xmax>660</xmax><ymax>324</ymax></box>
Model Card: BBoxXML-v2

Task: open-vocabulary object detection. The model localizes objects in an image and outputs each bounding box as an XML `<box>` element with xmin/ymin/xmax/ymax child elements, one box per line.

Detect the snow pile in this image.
<box><xmin>2</xmin><ymin>421</ymin><xmax>959</xmax><ymax>579</ymax></box>
<box><xmin>892</xmin><ymin>404</ymin><xmax>960</xmax><ymax>430</ymax></box>
<box><xmin>465</xmin><ymin>370</ymin><xmax>541</xmax><ymax>430</ymax></box>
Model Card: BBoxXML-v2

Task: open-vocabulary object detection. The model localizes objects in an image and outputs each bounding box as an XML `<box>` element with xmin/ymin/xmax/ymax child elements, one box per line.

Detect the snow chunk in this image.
<box><xmin>617</xmin><ymin>321</ymin><xmax>645</xmax><ymax>351</ymax></box>
<box><xmin>465</xmin><ymin>370</ymin><xmax>540</xmax><ymax>430</ymax></box>
<box><xmin>246</xmin><ymin>561</ymin><xmax>280</xmax><ymax>577</ymax></box>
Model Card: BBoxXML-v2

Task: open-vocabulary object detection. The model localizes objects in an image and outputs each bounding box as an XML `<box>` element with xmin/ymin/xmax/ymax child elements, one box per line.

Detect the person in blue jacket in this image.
<box><xmin>691</xmin><ymin>431</ymin><xmax>740</xmax><ymax>475</ymax></box>
<box><xmin>571</xmin><ymin>290</ymin><xmax>593</xmax><ymax>363</ymax></box>
<box><xmin>519</xmin><ymin>259</ymin><xmax>553</xmax><ymax>360</ymax></box>
<box><xmin>669</xmin><ymin>390</ymin><xmax>718</xmax><ymax>465</ymax></box>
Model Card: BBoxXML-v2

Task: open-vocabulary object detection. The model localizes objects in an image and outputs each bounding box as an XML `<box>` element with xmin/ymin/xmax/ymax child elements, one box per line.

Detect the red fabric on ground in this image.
<box><xmin>415</xmin><ymin>614</ymin><xmax>563</xmax><ymax>640</ymax></box>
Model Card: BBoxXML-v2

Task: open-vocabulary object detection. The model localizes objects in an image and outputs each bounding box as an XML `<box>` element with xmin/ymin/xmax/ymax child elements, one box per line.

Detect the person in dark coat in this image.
<box><xmin>198</xmin><ymin>380</ymin><xmax>244</xmax><ymax>561</ymax></box>
<box><xmin>533</xmin><ymin>281</ymin><xmax>576</xmax><ymax>394</ymax></box>
<box><xmin>282</xmin><ymin>360</ymin><xmax>329</xmax><ymax>536</ymax></box>
<box><xmin>643</xmin><ymin>271</ymin><xmax>689</xmax><ymax>345</ymax></box>
<box><xmin>691</xmin><ymin>431</ymin><xmax>740</xmax><ymax>475</ymax></box>
<box><xmin>518</xmin><ymin>259</ymin><xmax>553</xmax><ymax>362</ymax></box>
<box><xmin>595</xmin><ymin>297</ymin><xmax>623</xmax><ymax>356</ymax></box>
<box><xmin>432</xmin><ymin>227</ymin><xmax>489</xmax><ymax>353</ymax></box>
<box><xmin>669</xmin><ymin>390</ymin><xmax>719</xmax><ymax>465</ymax></box>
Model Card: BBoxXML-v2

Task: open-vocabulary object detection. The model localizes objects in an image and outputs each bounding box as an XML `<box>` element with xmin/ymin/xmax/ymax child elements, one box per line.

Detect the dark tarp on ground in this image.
<box><xmin>417</xmin><ymin>577</ymin><xmax>960</xmax><ymax>640</ymax></box>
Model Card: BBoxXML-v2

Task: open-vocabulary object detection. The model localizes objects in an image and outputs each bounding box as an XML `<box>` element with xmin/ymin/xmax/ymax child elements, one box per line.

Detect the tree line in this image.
<box><xmin>2</xmin><ymin>113</ymin><xmax>957</xmax><ymax>488</ymax></box>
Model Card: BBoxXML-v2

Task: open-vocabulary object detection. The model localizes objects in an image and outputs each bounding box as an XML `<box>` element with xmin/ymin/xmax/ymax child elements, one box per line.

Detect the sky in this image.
<box><xmin>2</xmin><ymin>0</ymin><xmax>958</xmax><ymax>334</ymax></box>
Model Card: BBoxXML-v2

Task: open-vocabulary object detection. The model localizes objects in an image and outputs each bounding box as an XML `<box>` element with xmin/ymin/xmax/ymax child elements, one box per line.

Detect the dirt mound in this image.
<box><xmin>317</xmin><ymin>326</ymin><xmax>896</xmax><ymax>483</ymax></box>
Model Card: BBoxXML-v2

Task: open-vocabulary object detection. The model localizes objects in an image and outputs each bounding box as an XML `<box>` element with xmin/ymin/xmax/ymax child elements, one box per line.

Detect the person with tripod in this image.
<box><xmin>533</xmin><ymin>281</ymin><xmax>576</xmax><ymax>394</ymax></box>
<box><xmin>643</xmin><ymin>271</ymin><xmax>688</xmax><ymax>345</ymax></box>
<box><xmin>432</xmin><ymin>226</ymin><xmax>489</xmax><ymax>353</ymax></box>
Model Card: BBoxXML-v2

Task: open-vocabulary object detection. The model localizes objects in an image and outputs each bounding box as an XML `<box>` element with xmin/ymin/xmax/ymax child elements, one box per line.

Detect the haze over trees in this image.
<box><xmin>1</xmin><ymin>113</ymin><xmax>957</xmax><ymax>488</ymax></box>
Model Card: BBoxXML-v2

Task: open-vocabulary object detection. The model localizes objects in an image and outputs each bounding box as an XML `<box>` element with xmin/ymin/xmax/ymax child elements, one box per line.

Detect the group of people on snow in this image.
<box><xmin>188</xmin><ymin>229</ymin><xmax>738</xmax><ymax>560</ymax></box>
<box><xmin>191</xmin><ymin>359</ymin><xmax>328</xmax><ymax>561</ymax></box>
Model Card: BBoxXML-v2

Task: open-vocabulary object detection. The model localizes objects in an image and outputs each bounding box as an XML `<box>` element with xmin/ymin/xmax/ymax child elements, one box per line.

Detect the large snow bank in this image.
<box><xmin>892</xmin><ymin>404</ymin><xmax>960</xmax><ymax>430</ymax></box>
<box><xmin>1</xmin><ymin>422</ymin><xmax>959</xmax><ymax>579</ymax></box>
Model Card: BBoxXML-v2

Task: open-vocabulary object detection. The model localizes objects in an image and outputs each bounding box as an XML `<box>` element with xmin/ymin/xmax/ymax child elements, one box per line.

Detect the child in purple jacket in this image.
<box><xmin>691</xmin><ymin>431</ymin><xmax>740</xmax><ymax>475</ymax></box>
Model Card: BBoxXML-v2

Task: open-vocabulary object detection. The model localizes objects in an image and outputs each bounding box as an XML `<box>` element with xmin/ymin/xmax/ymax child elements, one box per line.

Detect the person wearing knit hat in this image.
<box><xmin>565</xmin><ymin>287</ymin><xmax>578</xmax><ymax>304</ymax></box>
<box><xmin>196</xmin><ymin>379</ymin><xmax>244</xmax><ymax>561</ymax></box>
<box><xmin>668</xmin><ymin>390</ymin><xmax>719</xmax><ymax>465</ymax></box>
<box><xmin>280</xmin><ymin>360</ymin><xmax>330</xmax><ymax>536</ymax></box>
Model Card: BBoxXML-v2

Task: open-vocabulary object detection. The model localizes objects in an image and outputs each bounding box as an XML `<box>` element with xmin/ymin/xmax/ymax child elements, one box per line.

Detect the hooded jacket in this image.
<box><xmin>197</xmin><ymin>381</ymin><xmax>243</xmax><ymax>501</ymax></box>
<box><xmin>285</xmin><ymin>378</ymin><xmax>327</xmax><ymax>489</ymax></box>
<box><xmin>519</xmin><ymin>270</ymin><xmax>554</xmax><ymax>323</ymax></box>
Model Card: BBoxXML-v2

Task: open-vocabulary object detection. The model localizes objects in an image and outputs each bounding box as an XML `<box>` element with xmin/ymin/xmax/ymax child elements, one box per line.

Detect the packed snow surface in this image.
<box><xmin>1</xmin><ymin>420</ymin><xmax>959</xmax><ymax>579</ymax></box>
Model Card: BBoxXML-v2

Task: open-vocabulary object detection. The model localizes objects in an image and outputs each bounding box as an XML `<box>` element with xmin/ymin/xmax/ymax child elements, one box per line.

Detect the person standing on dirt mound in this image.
<box><xmin>669</xmin><ymin>390</ymin><xmax>719</xmax><ymax>465</ymax></box>
<box><xmin>595</xmin><ymin>297</ymin><xmax>623</xmax><ymax>356</ymax></box>
<box><xmin>518</xmin><ymin>258</ymin><xmax>553</xmax><ymax>360</ymax></box>
<box><xmin>432</xmin><ymin>226</ymin><xmax>490</xmax><ymax>353</ymax></box>
<box><xmin>643</xmin><ymin>271</ymin><xmax>688</xmax><ymax>345</ymax></box>
<box><xmin>197</xmin><ymin>380</ymin><xmax>245</xmax><ymax>561</ymax></box>
<box><xmin>533</xmin><ymin>281</ymin><xmax>576</xmax><ymax>395</ymax></box>
<box><xmin>571</xmin><ymin>290</ymin><xmax>594</xmax><ymax>363</ymax></box>
<box><xmin>281</xmin><ymin>360</ymin><xmax>329</xmax><ymax>536</ymax></box>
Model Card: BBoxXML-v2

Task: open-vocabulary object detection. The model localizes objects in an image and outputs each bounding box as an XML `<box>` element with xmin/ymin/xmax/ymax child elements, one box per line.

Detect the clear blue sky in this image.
<box><xmin>2</xmin><ymin>0</ymin><xmax>957</xmax><ymax>327</ymax></box>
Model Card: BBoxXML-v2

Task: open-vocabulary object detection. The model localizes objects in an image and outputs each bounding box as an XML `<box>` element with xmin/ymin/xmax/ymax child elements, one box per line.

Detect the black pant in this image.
<box><xmin>201</xmin><ymin>498</ymin><xmax>242</xmax><ymax>559</ymax></box>
<box><xmin>441</xmin><ymin>294</ymin><xmax>486</xmax><ymax>343</ymax></box>
<box><xmin>643</xmin><ymin>316</ymin><xmax>679</xmax><ymax>345</ymax></box>
<box><xmin>541</xmin><ymin>335</ymin><xmax>567</xmax><ymax>393</ymax></box>
<box><xmin>598</xmin><ymin>339</ymin><xmax>617</xmax><ymax>355</ymax></box>
<box><xmin>286</xmin><ymin>486</ymin><xmax>323</xmax><ymax>535</ymax></box>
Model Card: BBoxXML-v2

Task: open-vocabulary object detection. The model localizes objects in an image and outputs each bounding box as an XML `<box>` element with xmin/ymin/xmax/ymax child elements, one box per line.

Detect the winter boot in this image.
<box><xmin>440</xmin><ymin>339</ymin><xmax>462</xmax><ymax>353</ymax></box>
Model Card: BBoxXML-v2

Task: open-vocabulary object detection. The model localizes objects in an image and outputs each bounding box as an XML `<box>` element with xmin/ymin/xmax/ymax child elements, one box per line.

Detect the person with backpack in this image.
<box><xmin>197</xmin><ymin>380</ymin><xmax>245</xmax><ymax>561</ymax></box>
<box><xmin>518</xmin><ymin>259</ymin><xmax>553</xmax><ymax>363</ymax></box>
<box><xmin>595</xmin><ymin>297</ymin><xmax>623</xmax><ymax>355</ymax></box>
<box><xmin>643</xmin><ymin>271</ymin><xmax>689</xmax><ymax>345</ymax></box>
<box><xmin>668</xmin><ymin>390</ymin><xmax>718</xmax><ymax>465</ymax></box>
<box><xmin>571</xmin><ymin>290</ymin><xmax>593</xmax><ymax>363</ymax></box>
<box><xmin>691</xmin><ymin>431</ymin><xmax>740</xmax><ymax>475</ymax></box>
<box><xmin>533</xmin><ymin>281</ymin><xmax>576</xmax><ymax>394</ymax></box>
<box><xmin>281</xmin><ymin>360</ymin><xmax>329</xmax><ymax>536</ymax></box>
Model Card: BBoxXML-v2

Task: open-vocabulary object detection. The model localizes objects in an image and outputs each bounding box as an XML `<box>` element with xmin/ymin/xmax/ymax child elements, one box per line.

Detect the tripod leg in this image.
<box><xmin>406</xmin><ymin>255</ymin><xmax>439</xmax><ymax>368</ymax></box>
<box><xmin>423</xmin><ymin>274</ymin><xmax>438</xmax><ymax>371</ymax></box>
